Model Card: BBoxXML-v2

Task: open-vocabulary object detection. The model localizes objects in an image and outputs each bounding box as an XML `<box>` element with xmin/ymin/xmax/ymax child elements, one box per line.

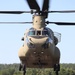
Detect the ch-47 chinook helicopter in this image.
<box><xmin>1</xmin><ymin>0</ymin><xmax>75</xmax><ymax>75</ymax></box>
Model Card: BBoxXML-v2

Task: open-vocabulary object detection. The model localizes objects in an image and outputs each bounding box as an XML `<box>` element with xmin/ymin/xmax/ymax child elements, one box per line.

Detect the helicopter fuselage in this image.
<box><xmin>18</xmin><ymin>15</ymin><xmax>60</xmax><ymax>68</ymax></box>
<box><xmin>18</xmin><ymin>27</ymin><xmax>60</xmax><ymax>68</ymax></box>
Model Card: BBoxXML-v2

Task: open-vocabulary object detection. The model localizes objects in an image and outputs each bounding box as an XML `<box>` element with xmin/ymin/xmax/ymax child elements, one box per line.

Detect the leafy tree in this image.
<box><xmin>0</xmin><ymin>63</ymin><xmax>75</xmax><ymax>75</ymax></box>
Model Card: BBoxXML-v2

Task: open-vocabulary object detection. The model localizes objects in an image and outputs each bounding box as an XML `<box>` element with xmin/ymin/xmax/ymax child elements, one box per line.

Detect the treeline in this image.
<box><xmin>0</xmin><ymin>63</ymin><xmax>75</xmax><ymax>75</ymax></box>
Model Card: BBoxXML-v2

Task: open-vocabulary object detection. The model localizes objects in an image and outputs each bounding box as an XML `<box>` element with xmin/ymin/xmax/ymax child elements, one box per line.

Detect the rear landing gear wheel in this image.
<box><xmin>56</xmin><ymin>71</ymin><xmax>58</xmax><ymax>75</ymax></box>
<box><xmin>54</xmin><ymin>64</ymin><xmax>60</xmax><ymax>75</ymax></box>
<box><xmin>19</xmin><ymin>64</ymin><xmax>22</xmax><ymax>71</ymax></box>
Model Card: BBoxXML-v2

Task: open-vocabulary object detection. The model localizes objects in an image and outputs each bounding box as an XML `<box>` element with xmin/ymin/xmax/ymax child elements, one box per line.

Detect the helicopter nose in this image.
<box><xmin>29</xmin><ymin>37</ymin><xmax>49</xmax><ymax>45</ymax></box>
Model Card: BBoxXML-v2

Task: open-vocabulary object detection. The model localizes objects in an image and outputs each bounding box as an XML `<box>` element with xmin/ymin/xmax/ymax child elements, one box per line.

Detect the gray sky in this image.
<box><xmin>0</xmin><ymin>0</ymin><xmax>75</xmax><ymax>64</ymax></box>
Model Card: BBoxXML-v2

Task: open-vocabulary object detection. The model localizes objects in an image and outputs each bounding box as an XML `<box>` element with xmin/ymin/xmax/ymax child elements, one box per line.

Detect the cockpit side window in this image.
<box><xmin>42</xmin><ymin>30</ymin><xmax>49</xmax><ymax>36</ymax></box>
<box><xmin>28</xmin><ymin>30</ymin><xmax>35</xmax><ymax>36</ymax></box>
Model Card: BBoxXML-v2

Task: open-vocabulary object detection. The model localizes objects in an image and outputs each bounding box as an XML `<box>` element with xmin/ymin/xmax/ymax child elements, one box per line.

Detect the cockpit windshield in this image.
<box><xmin>28</xmin><ymin>30</ymin><xmax>49</xmax><ymax>36</ymax></box>
<box><xmin>28</xmin><ymin>28</ymin><xmax>49</xmax><ymax>36</ymax></box>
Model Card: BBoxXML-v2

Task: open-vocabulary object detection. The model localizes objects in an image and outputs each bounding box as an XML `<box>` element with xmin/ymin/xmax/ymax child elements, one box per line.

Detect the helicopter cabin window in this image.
<box><xmin>28</xmin><ymin>30</ymin><xmax>35</xmax><ymax>36</ymax></box>
<box><xmin>42</xmin><ymin>30</ymin><xmax>49</xmax><ymax>36</ymax></box>
<box><xmin>37</xmin><ymin>31</ymin><xmax>41</xmax><ymax>35</ymax></box>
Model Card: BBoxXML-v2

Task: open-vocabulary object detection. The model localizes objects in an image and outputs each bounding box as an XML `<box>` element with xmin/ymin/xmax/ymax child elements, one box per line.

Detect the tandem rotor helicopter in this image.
<box><xmin>1</xmin><ymin>0</ymin><xmax>75</xmax><ymax>75</ymax></box>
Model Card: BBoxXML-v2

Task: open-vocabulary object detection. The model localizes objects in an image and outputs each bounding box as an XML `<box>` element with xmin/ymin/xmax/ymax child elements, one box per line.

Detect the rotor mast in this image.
<box><xmin>33</xmin><ymin>15</ymin><xmax>46</xmax><ymax>29</ymax></box>
<box><xmin>26</xmin><ymin>0</ymin><xmax>50</xmax><ymax>29</ymax></box>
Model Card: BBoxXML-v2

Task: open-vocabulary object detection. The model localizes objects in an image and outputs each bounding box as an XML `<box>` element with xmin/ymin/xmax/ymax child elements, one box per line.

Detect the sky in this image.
<box><xmin>0</xmin><ymin>0</ymin><xmax>75</xmax><ymax>64</ymax></box>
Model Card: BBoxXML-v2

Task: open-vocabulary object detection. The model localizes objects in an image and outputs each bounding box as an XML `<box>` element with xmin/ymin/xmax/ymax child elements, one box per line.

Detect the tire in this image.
<box><xmin>19</xmin><ymin>64</ymin><xmax>22</xmax><ymax>71</ymax></box>
<box><xmin>54</xmin><ymin>64</ymin><xmax>60</xmax><ymax>71</ymax></box>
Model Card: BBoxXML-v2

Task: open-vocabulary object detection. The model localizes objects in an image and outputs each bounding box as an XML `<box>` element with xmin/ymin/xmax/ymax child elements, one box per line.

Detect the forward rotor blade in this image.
<box><xmin>46</xmin><ymin>21</ymin><xmax>75</xmax><ymax>25</ymax></box>
<box><xmin>26</xmin><ymin>0</ymin><xmax>40</xmax><ymax>11</ymax></box>
<box><xmin>42</xmin><ymin>0</ymin><xmax>50</xmax><ymax>18</ymax></box>
<box><xmin>0</xmin><ymin>22</ymin><xmax>32</xmax><ymax>24</ymax></box>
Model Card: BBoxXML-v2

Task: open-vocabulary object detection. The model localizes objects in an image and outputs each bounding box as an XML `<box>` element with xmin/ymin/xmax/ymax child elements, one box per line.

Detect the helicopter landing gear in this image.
<box><xmin>23</xmin><ymin>65</ymin><xmax>26</xmax><ymax>75</ymax></box>
<box><xmin>38</xmin><ymin>60</ymin><xmax>42</xmax><ymax>68</ymax></box>
<box><xmin>19</xmin><ymin>64</ymin><xmax>22</xmax><ymax>71</ymax></box>
<box><xmin>19</xmin><ymin>64</ymin><xmax>26</xmax><ymax>75</ymax></box>
<box><xmin>54</xmin><ymin>64</ymin><xmax>60</xmax><ymax>75</ymax></box>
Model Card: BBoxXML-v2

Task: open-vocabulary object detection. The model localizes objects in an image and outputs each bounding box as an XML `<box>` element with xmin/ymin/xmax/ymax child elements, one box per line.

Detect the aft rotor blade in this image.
<box><xmin>49</xmin><ymin>10</ymin><xmax>75</xmax><ymax>13</ymax></box>
<box><xmin>0</xmin><ymin>22</ymin><xmax>32</xmax><ymax>24</ymax></box>
<box><xmin>26</xmin><ymin>0</ymin><xmax>40</xmax><ymax>11</ymax></box>
<box><xmin>42</xmin><ymin>0</ymin><xmax>50</xmax><ymax>18</ymax></box>
<box><xmin>46</xmin><ymin>21</ymin><xmax>75</xmax><ymax>25</ymax></box>
<box><xmin>0</xmin><ymin>11</ymin><xmax>27</xmax><ymax>14</ymax></box>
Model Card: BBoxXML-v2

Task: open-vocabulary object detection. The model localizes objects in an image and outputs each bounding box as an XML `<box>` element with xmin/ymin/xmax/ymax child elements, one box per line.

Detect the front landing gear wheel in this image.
<box><xmin>19</xmin><ymin>64</ymin><xmax>26</xmax><ymax>75</ymax></box>
<box><xmin>54</xmin><ymin>64</ymin><xmax>60</xmax><ymax>75</ymax></box>
<box><xmin>23</xmin><ymin>65</ymin><xmax>26</xmax><ymax>75</ymax></box>
<box><xmin>23</xmin><ymin>71</ymin><xmax>26</xmax><ymax>75</ymax></box>
<box><xmin>19</xmin><ymin>64</ymin><xmax>22</xmax><ymax>71</ymax></box>
<box><xmin>56</xmin><ymin>71</ymin><xmax>58</xmax><ymax>75</ymax></box>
